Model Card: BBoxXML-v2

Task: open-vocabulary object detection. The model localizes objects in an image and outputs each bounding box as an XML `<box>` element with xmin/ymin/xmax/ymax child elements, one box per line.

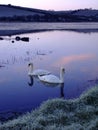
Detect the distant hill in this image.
<box><xmin>0</xmin><ymin>4</ymin><xmax>98</xmax><ymax>22</ymax></box>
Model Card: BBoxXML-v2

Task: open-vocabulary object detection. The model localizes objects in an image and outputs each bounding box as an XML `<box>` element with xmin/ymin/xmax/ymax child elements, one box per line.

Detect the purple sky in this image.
<box><xmin>0</xmin><ymin>0</ymin><xmax>98</xmax><ymax>10</ymax></box>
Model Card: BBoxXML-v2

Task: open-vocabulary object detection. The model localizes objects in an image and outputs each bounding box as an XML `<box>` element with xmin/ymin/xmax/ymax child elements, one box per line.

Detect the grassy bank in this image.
<box><xmin>0</xmin><ymin>86</ymin><xmax>98</xmax><ymax>130</ymax></box>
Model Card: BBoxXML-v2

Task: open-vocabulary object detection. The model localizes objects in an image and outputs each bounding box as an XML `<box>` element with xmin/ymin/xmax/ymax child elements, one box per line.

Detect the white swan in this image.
<box><xmin>38</xmin><ymin>67</ymin><xmax>65</xmax><ymax>84</ymax></box>
<box><xmin>28</xmin><ymin>63</ymin><xmax>51</xmax><ymax>76</ymax></box>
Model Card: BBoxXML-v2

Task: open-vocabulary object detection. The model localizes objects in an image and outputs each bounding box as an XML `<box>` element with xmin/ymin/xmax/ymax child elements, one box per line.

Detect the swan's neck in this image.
<box><xmin>60</xmin><ymin>69</ymin><xmax>64</xmax><ymax>83</ymax></box>
<box><xmin>29</xmin><ymin>64</ymin><xmax>33</xmax><ymax>74</ymax></box>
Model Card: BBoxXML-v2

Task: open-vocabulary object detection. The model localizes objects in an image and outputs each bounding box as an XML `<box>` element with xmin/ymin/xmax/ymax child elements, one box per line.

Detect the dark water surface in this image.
<box><xmin>0</xmin><ymin>28</ymin><xmax>98</xmax><ymax>120</ymax></box>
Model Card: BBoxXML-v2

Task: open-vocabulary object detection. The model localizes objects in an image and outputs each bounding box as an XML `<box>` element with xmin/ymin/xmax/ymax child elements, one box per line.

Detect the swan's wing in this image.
<box><xmin>38</xmin><ymin>74</ymin><xmax>60</xmax><ymax>83</ymax></box>
<box><xmin>33</xmin><ymin>69</ymin><xmax>51</xmax><ymax>76</ymax></box>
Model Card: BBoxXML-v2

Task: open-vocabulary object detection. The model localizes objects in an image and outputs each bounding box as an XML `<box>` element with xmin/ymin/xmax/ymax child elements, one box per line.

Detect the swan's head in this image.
<box><xmin>60</xmin><ymin>67</ymin><xmax>65</xmax><ymax>83</ymax></box>
<box><xmin>28</xmin><ymin>63</ymin><xmax>33</xmax><ymax>74</ymax></box>
<box><xmin>28</xmin><ymin>63</ymin><xmax>33</xmax><ymax>67</ymax></box>
<box><xmin>61</xmin><ymin>67</ymin><xmax>65</xmax><ymax>73</ymax></box>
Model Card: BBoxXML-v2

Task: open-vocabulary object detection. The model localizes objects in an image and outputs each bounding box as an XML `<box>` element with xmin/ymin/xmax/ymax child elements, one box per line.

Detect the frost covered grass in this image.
<box><xmin>0</xmin><ymin>86</ymin><xmax>98</xmax><ymax>130</ymax></box>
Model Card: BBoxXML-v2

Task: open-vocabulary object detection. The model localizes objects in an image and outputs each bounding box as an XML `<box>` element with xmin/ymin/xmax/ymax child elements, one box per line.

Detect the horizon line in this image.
<box><xmin>0</xmin><ymin>4</ymin><xmax>98</xmax><ymax>11</ymax></box>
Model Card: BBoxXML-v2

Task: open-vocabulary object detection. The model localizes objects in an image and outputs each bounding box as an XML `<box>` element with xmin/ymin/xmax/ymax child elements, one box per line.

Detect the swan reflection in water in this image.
<box><xmin>28</xmin><ymin>76</ymin><xmax>64</xmax><ymax>98</ymax></box>
<box><xmin>60</xmin><ymin>83</ymin><xmax>64</xmax><ymax>98</ymax></box>
<box><xmin>28</xmin><ymin>76</ymin><xmax>34</xmax><ymax>86</ymax></box>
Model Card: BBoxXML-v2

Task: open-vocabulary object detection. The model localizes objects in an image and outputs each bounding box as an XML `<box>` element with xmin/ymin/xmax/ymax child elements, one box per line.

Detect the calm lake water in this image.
<box><xmin>0</xmin><ymin>23</ymin><xmax>98</xmax><ymax>119</ymax></box>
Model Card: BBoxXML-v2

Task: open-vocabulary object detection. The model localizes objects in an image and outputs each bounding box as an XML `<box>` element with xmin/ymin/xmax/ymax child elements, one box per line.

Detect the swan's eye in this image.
<box><xmin>63</xmin><ymin>68</ymin><xmax>65</xmax><ymax>72</ymax></box>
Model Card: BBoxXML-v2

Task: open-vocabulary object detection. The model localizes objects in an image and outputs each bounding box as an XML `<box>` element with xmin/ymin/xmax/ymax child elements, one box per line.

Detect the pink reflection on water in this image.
<box><xmin>54</xmin><ymin>54</ymin><xmax>95</xmax><ymax>66</ymax></box>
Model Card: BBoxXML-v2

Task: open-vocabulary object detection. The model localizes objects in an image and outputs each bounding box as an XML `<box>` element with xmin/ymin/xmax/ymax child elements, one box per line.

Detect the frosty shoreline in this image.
<box><xmin>0</xmin><ymin>86</ymin><xmax>98</xmax><ymax>130</ymax></box>
<box><xmin>0</xmin><ymin>22</ymin><xmax>98</xmax><ymax>36</ymax></box>
<box><xmin>0</xmin><ymin>29</ymin><xmax>98</xmax><ymax>36</ymax></box>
